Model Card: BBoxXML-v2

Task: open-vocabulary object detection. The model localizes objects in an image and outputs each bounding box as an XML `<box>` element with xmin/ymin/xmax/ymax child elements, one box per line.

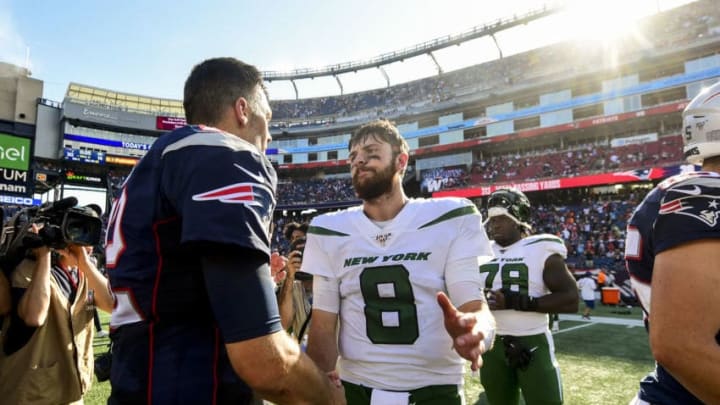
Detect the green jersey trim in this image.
<box><xmin>418</xmin><ymin>205</ymin><xmax>478</xmax><ymax>229</ymax></box>
<box><xmin>524</xmin><ymin>236</ymin><xmax>564</xmax><ymax>246</ymax></box>
<box><xmin>307</xmin><ymin>225</ymin><xmax>350</xmax><ymax>236</ymax></box>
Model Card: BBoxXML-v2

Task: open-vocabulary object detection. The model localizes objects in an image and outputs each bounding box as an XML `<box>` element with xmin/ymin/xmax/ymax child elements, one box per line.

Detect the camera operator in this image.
<box><xmin>0</xmin><ymin>219</ymin><xmax>113</xmax><ymax>403</ymax></box>
<box><xmin>275</xmin><ymin>237</ymin><xmax>313</xmax><ymax>343</ymax></box>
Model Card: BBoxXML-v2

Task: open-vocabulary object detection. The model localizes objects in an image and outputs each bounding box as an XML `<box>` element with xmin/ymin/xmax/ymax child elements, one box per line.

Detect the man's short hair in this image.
<box><xmin>349</xmin><ymin>119</ymin><xmax>409</xmax><ymax>156</ymax></box>
<box><xmin>283</xmin><ymin>221</ymin><xmax>308</xmax><ymax>241</ymax></box>
<box><xmin>183</xmin><ymin>57</ymin><xmax>264</xmax><ymax>125</ymax></box>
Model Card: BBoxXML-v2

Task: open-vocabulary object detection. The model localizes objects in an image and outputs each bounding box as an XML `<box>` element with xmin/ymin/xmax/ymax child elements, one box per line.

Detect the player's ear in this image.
<box><xmin>233</xmin><ymin>97</ymin><xmax>250</xmax><ymax>127</ymax></box>
<box><xmin>396</xmin><ymin>151</ymin><xmax>409</xmax><ymax>172</ymax></box>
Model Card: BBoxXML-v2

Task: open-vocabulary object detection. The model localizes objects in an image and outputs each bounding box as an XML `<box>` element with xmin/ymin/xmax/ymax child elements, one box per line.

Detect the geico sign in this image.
<box><xmin>0</xmin><ymin>195</ymin><xmax>34</xmax><ymax>205</ymax></box>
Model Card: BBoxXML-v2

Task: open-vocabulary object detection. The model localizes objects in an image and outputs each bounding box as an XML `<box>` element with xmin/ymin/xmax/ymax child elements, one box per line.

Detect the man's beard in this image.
<box><xmin>353</xmin><ymin>163</ymin><xmax>396</xmax><ymax>200</ymax></box>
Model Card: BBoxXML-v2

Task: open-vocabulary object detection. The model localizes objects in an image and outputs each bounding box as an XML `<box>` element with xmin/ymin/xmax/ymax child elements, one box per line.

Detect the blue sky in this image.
<box><xmin>1</xmin><ymin>0</ymin><xmax>696</xmax><ymax>103</ymax></box>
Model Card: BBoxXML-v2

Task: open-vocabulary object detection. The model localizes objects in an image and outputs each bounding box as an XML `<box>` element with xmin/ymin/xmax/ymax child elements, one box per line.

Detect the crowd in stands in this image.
<box><xmin>276</xmin><ymin>177</ymin><xmax>357</xmax><ymax>206</ymax></box>
<box><xmin>269</xmin><ymin>188</ymin><xmax>639</xmax><ymax>285</ymax></box>
<box><xmin>472</xmin><ymin>135</ymin><xmax>684</xmax><ymax>184</ymax></box>
<box><xmin>527</xmin><ymin>193</ymin><xmax>638</xmax><ymax>275</ymax></box>
<box><xmin>268</xmin><ymin>1</ymin><xmax>720</xmax><ymax>128</ymax></box>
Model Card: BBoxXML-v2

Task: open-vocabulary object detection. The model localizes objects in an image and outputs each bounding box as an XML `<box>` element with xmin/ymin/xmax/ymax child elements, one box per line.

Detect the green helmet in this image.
<box><xmin>486</xmin><ymin>188</ymin><xmax>532</xmax><ymax>229</ymax></box>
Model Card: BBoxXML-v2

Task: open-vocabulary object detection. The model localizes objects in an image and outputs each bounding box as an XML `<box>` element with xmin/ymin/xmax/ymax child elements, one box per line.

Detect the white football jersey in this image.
<box><xmin>302</xmin><ymin>198</ymin><xmax>492</xmax><ymax>390</ymax></box>
<box><xmin>480</xmin><ymin>234</ymin><xmax>567</xmax><ymax>336</ymax></box>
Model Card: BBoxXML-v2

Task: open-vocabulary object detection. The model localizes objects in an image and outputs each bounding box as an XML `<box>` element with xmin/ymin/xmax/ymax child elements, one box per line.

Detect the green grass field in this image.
<box><xmin>86</xmin><ymin>305</ymin><xmax>654</xmax><ymax>404</ymax></box>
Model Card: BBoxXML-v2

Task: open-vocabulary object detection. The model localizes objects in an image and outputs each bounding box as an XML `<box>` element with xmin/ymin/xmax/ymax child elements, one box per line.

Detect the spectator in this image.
<box><xmin>283</xmin><ymin>221</ymin><xmax>309</xmax><ymax>246</ymax></box>
<box><xmin>275</xmin><ymin>236</ymin><xmax>313</xmax><ymax>345</ymax></box>
<box><xmin>105</xmin><ymin>57</ymin><xmax>344</xmax><ymax>404</ymax></box>
<box><xmin>0</xmin><ymin>212</ymin><xmax>112</xmax><ymax>403</ymax></box>
<box><xmin>577</xmin><ymin>272</ymin><xmax>597</xmax><ymax>320</ymax></box>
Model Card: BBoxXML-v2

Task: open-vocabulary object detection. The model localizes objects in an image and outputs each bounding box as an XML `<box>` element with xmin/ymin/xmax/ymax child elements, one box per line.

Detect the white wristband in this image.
<box><xmin>477</xmin><ymin>316</ymin><xmax>496</xmax><ymax>351</ymax></box>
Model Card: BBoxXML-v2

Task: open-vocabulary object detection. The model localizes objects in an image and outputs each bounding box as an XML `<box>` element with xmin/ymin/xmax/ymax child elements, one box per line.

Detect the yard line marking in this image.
<box><xmin>553</xmin><ymin>323</ymin><xmax>594</xmax><ymax>334</ymax></box>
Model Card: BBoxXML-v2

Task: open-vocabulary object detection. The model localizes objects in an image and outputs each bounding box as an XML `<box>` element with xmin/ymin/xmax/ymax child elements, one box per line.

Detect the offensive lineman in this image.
<box><xmin>303</xmin><ymin>119</ymin><xmax>496</xmax><ymax>405</ymax></box>
<box><xmin>480</xmin><ymin>188</ymin><xmax>579</xmax><ymax>405</ymax></box>
<box><xmin>625</xmin><ymin>81</ymin><xmax>720</xmax><ymax>404</ymax></box>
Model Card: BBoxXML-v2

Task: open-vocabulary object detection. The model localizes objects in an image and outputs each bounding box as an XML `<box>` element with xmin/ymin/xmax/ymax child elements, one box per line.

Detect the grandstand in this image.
<box><xmin>0</xmin><ymin>0</ymin><xmax>715</xmax><ymax>297</ymax></box>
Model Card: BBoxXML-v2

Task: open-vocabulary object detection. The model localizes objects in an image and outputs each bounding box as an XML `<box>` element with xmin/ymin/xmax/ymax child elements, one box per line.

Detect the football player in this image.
<box><xmin>106</xmin><ymin>58</ymin><xmax>344</xmax><ymax>405</ymax></box>
<box><xmin>303</xmin><ymin>119</ymin><xmax>496</xmax><ymax>405</ymax></box>
<box><xmin>479</xmin><ymin>188</ymin><xmax>579</xmax><ymax>405</ymax></box>
<box><xmin>626</xmin><ymin>81</ymin><xmax>720</xmax><ymax>404</ymax></box>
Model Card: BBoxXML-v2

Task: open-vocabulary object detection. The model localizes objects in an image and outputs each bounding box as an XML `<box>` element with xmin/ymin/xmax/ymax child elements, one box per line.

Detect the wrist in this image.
<box><xmin>477</xmin><ymin>315</ymin><xmax>496</xmax><ymax>351</ymax></box>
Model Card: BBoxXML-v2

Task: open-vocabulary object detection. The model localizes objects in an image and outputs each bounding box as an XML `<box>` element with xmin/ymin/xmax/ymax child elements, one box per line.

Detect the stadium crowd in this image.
<box><xmin>269</xmin><ymin>0</ymin><xmax>718</xmax><ymax>127</ymax></box>
<box><xmin>473</xmin><ymin>135</ymin><xmax>684</xmax><ymax>183</ymax></box>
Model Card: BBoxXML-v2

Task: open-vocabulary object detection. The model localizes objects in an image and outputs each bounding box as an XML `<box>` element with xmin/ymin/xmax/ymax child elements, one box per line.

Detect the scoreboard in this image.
<box><xmin>64</xmin><ymin>148</ymin><xmax>106</xmax><ymax>164</ymax></box>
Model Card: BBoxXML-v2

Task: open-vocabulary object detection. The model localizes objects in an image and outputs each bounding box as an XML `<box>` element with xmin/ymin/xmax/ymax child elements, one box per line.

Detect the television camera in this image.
<box><xmin>0</xmin><ymin>197</ymin><xmax>103</xmax><ymax>271</ymax></box>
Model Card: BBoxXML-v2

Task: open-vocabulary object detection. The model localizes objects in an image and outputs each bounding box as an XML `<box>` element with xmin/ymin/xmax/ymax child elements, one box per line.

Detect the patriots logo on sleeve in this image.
<box><xmin>659</xmin><ymin>185</ymin><xmax>720</xmax><ymax>227</ymax></box>
<box><xmin>192</xmin><ymin>182</ymin><xmax>272</xmax><ymax>207</ymax></box>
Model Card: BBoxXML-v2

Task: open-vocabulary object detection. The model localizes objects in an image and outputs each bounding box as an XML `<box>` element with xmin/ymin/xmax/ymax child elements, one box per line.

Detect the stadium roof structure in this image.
<box><xmin>262</xmin><ymin>3</ymin><xmax>563</xmax><ymax>99</ymax></box>
<box><xmin>65</xmin><ymin>82</ymin><xmax>185</xmax><ymax>117</ymax></box>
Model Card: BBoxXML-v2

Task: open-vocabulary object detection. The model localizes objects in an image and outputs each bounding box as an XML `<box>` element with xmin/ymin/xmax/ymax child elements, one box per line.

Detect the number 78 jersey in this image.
<box><xmin>302</xmin><ymin>198</ymin><xmax>492</xmax><ymax>390</ymax></box>
<box><xmin>480</xmin><ymin>234</ymin><xmax>567</xmax><ymax>336</ymax></box>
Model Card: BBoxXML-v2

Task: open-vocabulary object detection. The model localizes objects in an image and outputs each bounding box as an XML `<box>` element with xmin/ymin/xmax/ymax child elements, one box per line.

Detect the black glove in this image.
<box><xmin>502</xmin><ymin>336</ymin><xmax>535</xmax><ymax>370</ymax></box>
<box><xmin>501</xmin><ymin>289</ymin><xmax>538</xmax><ymax>311</ymax></box>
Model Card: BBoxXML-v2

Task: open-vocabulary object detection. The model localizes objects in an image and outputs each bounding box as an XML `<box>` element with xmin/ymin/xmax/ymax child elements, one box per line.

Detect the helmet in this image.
<box><xmin>683</xmin><ymin>80</ymin><xmax>720</xmax><ymax>164</ymax></box>
<box><xmin>486</xmin><ymin>188</ymin><xmax>531</xmax><ymax>229</ymax></box>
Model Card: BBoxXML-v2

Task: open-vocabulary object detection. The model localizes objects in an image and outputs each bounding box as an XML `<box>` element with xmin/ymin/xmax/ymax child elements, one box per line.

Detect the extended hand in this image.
<box><xmin>269</xmin><ymin>251</ymin><xmax>288</xmax><ymax>284</ymax></box>
<box><xmin>437</xmin><ymin>292</ymin><xmax>484</xmax><ymax>371</ymax></box>
<box><xmin>487</xmin><ymin>289</ymin><xmax>506</xmax><ymax>310</ymax></box>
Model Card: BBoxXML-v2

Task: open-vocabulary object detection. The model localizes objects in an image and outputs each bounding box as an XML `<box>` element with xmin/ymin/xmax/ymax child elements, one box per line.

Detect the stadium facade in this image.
<box><xmin>0</xmin><ymin>0</ymin><xmax>716</xmax><ymax>214</ymax></box>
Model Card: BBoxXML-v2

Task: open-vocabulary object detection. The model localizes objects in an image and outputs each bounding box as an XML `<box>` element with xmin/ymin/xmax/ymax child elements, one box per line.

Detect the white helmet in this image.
<box><xmin>683</xmin><ymin>80</ymin><xmax>720</xmax><ymax>164</ymax></box>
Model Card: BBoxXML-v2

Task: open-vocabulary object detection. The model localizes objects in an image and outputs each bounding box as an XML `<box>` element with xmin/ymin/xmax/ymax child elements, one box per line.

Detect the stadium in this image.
<box><xmin>0</xmin><ymin>0</ymin><xmax>717</xmax><ymax>403</ymax></box>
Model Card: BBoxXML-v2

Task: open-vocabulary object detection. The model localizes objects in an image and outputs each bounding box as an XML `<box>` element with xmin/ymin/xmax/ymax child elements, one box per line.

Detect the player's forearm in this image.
<box><xmin>257</xmin><ymin>350</ymin><xmax>339</xmax><ymax>404</ymax></box>
<box><xmin>233</xmin><ymin>332</ymin><xmax>338</xmax><ymax>404</ymax></box>
<box><xmin>78</xmin><ymin>258</ymin><xmax>113</xmax><ymax>313</ymax></box>
<box><xmin>306</xmin><ymin>333</ymin><xmax>339</xmax><ymax>372</ymax></box>
<box><xmin>277</xmin><ymin>276</ymin><xmax>296</xmax><ymax>330</ymax></box>
<box><xmin>535</xmin><ymin>289</ymin><xmax>578</xmax><ymax>314</ymax></box>
<box><xmin>18</xmin><ymin>256</ymin><xmax>52</xmax><ymax>326</ymax></box>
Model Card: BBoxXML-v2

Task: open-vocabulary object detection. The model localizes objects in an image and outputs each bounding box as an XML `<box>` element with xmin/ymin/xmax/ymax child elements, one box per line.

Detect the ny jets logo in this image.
<box><xmin>375</xmin><ymin>232</ymin><xmax>392</xmax><ymax>247</ymax></box>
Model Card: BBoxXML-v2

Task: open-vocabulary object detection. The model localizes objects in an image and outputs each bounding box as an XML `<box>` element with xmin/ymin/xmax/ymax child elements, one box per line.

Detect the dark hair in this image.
<box><xmin>283</xmin><ymin>221</ymin><xmax>308</xmax><ymax>241</ymax></box>
<box><xmin>183</xmin><ymin>57</ymin><xmax>263</xmax><ymax>125</ymax></box>
<box><xmin>349</xmin><ymin>119</ymin><xmax>409</xmax><ymax>156</ymax></box>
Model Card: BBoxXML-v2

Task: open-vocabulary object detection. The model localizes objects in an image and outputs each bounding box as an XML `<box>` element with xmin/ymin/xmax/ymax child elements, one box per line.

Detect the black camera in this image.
<box><xmin>289</xmin><ymin>237</ymin><xmax>312</xmax><ymax>281</ymax></box>
<box><xmin>0</xmin><ymin>197</ymin><xmax>103</xmax><ymax>270</ymax></box>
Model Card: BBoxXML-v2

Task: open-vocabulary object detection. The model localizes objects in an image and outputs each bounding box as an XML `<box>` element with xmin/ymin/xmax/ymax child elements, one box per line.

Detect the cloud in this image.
<box><xmin>0</xmin><ymin>3</ymin><xmax>31</xmax><ymax>73</ymax></box>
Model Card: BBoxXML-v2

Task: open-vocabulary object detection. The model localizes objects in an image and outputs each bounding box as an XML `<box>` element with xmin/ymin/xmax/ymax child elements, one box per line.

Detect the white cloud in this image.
<box><xmin>0</xmin><ymin>4</ymin><xmax>31</xmax><ymax>73</ymax></box>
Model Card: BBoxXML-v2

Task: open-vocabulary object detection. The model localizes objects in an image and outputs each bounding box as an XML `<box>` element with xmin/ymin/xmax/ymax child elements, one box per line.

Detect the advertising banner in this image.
<box><xmin>156</xmin><ymin>116</ymin><xmax>187</xmax><ymax>131</ymax></box>
<box><xmin>434</xmin><ymin>165</ymin><xmax>696</xmax><ymax>198</ymax></box>
<box><xmin>0</xmin><ymin>133</ymin><xmax>32</xmax><ymax>196</ymax></box>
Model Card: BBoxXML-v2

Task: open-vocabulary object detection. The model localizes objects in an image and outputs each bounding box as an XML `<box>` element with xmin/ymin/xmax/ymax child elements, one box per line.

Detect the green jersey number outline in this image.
<box><xmin>359</xmin><ymin>265</ymin><xmax>419</xmax><ymax>344</ymax></box>
<box><xmin>479</xmin><ymin>262</ymin><xmax>530</xmax><ymax>294</ymax></box>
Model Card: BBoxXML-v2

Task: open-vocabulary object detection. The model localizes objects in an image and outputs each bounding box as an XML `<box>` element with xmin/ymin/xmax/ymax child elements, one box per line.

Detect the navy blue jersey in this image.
<box><xmin>106</xmin><ymin>125</ymin><xmax>281</xmax><ymax>404</ymax></box>
<box><xmin>626</xmin><ymin>171</ymin><xmax>720</xmax><ymax>404</ymax></box>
